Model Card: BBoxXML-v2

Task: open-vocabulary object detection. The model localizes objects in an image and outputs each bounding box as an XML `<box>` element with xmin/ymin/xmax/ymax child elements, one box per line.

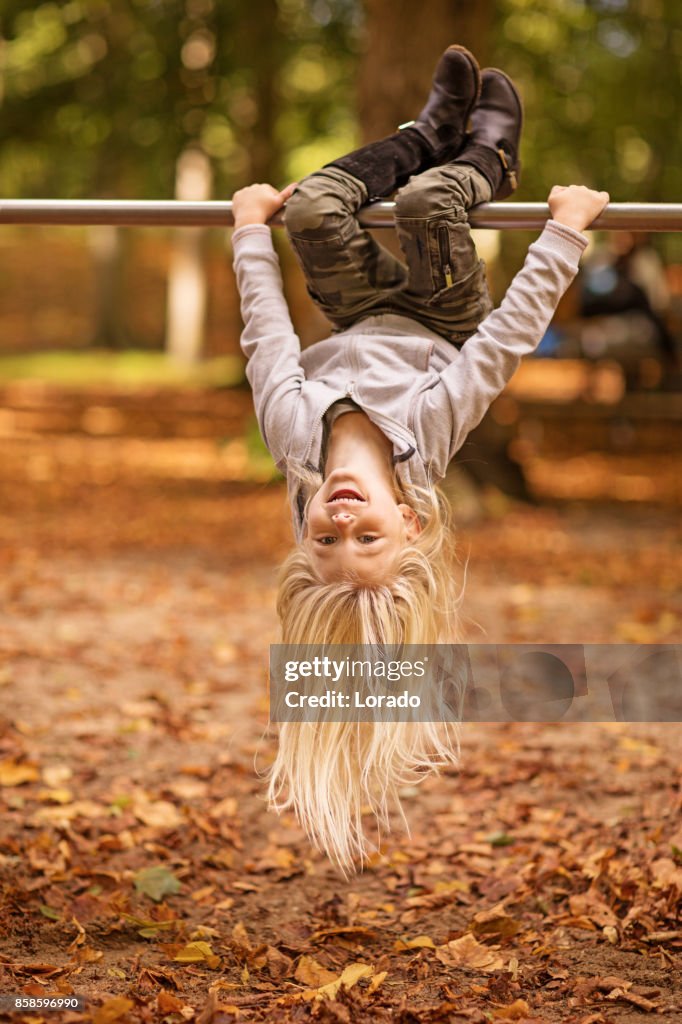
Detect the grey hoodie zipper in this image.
<box><xmin>302</xmin><ymin>407</ymin><xmax>327</xmax><ymax>466</ymax></box>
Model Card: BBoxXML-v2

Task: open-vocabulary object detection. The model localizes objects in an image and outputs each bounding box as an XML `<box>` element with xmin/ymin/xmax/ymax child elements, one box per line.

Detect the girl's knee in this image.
<box><xmin>283</xmin><ymin>186</ymin><xmax>324</xmax><ymax>236</ymax></box>
<box><xmin>284</xmin><ymin>175</ymin><xmax>349</xmax><ymax>237</ymax></box>
<box><xmin>394</xmin><ymin>177</ymin><xmax>429</xmax><ymax>220</ymax></box>
<box><xmin>394</xmin><ymin>168</ymin><xmax>468</xmax><ymax>220</ymax></box>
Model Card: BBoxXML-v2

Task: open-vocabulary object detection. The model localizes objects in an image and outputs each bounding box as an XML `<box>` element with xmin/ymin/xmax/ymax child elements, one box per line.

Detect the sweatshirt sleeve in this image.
<box><xmin>414</xmin><ymin>220</ymin><xmax>588</xmax><ymax>471</ymax></box>
<box><xmin>231</xmin><ymin>224</ymin><xmax>304</xmax><ymax>467</ymax></box>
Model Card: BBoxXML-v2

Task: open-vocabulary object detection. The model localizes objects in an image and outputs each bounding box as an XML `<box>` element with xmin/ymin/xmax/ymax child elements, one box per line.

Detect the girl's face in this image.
<box><xmin>304</xmin><ymin>468</ymin><xmax>421</xmax><ymax>583</ymax></box>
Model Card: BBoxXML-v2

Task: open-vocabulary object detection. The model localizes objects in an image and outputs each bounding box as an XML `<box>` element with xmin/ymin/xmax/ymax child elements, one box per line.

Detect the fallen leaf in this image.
<box><xmin>189</xmin><ymin>927</ymin><xmax>221</xmax><ymax>944</ymax></box>
<box><xmin>157</xmin><ymin>991</ymin><xmax>184</xmax><ymax>1013</ymax></box>
<box><xmin>0</xmin><ymin>760</ymin><xmax>40</xmax><ymax>786</ymax></box>
<box><xmin>265</xmin><ymin>946</ymin><xmax>293</xmax><ymax>980</ymax></box>
<box><xmin>41</xmin><ymin>764</ymin><xmax>73</xmax><ymax>787</ymax></box>
<box><xmin>394</xmin><ymin>934</ymin><xmax>436</xmax><ymax>951</ymax></box>
<box><xmin>368</xmin><ymin>970</ymin><xmax>387</xmax><ymax>994</ymax></box>
<box><xmin>492</xmin><ymin>999</ymin><xmax>530</xmax><ymax>1020</ymax></box>
<box><xmin>210</xmin><ymin>797</ymin><xmax>238</xmax><ymax>818</ymax></box>
<box><xmin>231</xmin><ymin>920</ymin><xmax>252</xmax><ymax>950</ymax></box>
<box><xmin>569</xmin><ymin>892</ymin><xmax>619</xmax><ymax>929</ymax></box>
<box><xmin>642</xmin><ymin>929</ymin><xmax>681</xmax><ymax>943</ymax></box>
<box><xmin>31</xmin><ymin>800</ymin><xmax>107</xmax><ymax>825</ymax></box>
<box><xmin>436</xmin><ymin>933</ymin><xmax>506</xmax><ymax>972</ymax></box>
<box><xmin>172</xmin><ymin>941</ymin><xmax>221</xmax><ymax>969</ymax></box>
<box><xmin>37</xmin><ymin>788</ymin><xmax>73</xmax><ymax>804</ymax></box>
<box><xmin>471</xmin><ymin>905</ymin><xmax>521</xmax><ymax>939</ymax></box>
<box><xmin>606</xmin><ymin>987</ymin><xmax>659</xmax><ymax>1011</ymax></box>
<box><xmin>39</xmin><ymin>905</ymin><xmax>61</xmax><ymax>921</ymax></box>
<box><xmin>133</xmin><ymin>798</ymin><xmax>184</xmax><ymax>830</ymax></box>
<box><xmin>308</xmin><ymin>925</ymin><xmax>377</xmax><ymax>943</ymax></box>
<box><xmin>304</xmin><ymin>962</ymin><xmax>374</xmax><ymax>1001</ymax></box>
<box><xmin>133</xmin><ymin>865</ymin><xmax>181</xmax><ymax>903</ymax></box>
<box><xmin>487</xmin><ymin>831</ymin><xmax>515</xmax><ymax>847</ymax></box>
<box><xmin>121</xmin><ymin>912</ymin><xmax>179</xmax><ymax>939</ymax></box>
<box><xmin>191</xmin><ymin>885</ymin><xmax>216</xmax><ymax>903</ymax></box>
<box><xmin>71</xmin><ymin>946</ymin><xmax>104</xmax><ymax>965</ymax></box>
<box><xmin>650</xmin><ymin>858</ymin><xmax>682</xmax><ymax>891</ymax></box>
<box><xmin>294</xmin><ymin>955</ymin><xmax>337</xmax><ymax>987</ymax></box>
<box><xmin>93</xmin><ymin>997</ymin><xmax>135</xmax><ymax>1024</ymax></box>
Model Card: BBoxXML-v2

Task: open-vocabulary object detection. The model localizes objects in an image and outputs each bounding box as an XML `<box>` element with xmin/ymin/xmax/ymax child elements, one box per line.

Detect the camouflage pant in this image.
<box><xmin>283</xmin><ymin>164</ymin><xmax>494</xmax><ymax>345</ymax></box>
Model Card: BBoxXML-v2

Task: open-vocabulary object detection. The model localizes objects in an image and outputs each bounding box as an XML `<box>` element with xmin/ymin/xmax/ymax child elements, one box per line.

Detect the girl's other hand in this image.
<box><xmin>232</xmin><ymin>182</ymin><xmax>298</xmax><ymax>229</ymax></box>
<box><xmin>548</xmin><ymin>184</ymin><xmax>610</xmax><ymax>235</ymax></box>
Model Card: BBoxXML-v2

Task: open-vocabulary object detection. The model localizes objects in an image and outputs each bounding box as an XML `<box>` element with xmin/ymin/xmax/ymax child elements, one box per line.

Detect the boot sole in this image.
<box><xmin>480</xmin><ymin>67</ymin><xmax>523</xmax><ymax>199</ymax></box>
<box><xmin>481</xmin><ymin>66</ymin><xmax>523</xmax><ymax>138</ymax></box>
<box><xmin>406</xmin><ymin>44</ymin><xmax>482</xmax><ymax>159</ymax></box>
<box><xmin>444</xmin><ymin>44</ymin><xmax>483</xmax><ymax>109</ymax></box>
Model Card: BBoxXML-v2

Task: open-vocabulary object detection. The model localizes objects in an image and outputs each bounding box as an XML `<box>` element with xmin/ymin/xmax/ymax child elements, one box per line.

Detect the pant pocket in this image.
<box><xmin>288</xmin><ymin>233</ymin><xmax>355</xmax><ymax>307</ymax></box>
<box><xmin>427</xmin><ymin>259</ymin><xmax>492</xmax><ymax>313</ymax></box>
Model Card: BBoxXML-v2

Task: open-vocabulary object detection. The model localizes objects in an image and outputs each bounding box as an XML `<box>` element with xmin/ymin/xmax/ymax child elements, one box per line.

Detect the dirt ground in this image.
<box><xmin>0</xmin><ymin>431</ymin><xmax>681</xmax><ymax>1023</ymax></box>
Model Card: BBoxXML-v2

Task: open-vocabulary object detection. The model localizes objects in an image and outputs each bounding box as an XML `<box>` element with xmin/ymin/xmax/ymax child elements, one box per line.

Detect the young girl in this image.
<box><xmin>231</xmin><ymin>46</ymin><xmax>609</xmax><ymax>870</ymax></box>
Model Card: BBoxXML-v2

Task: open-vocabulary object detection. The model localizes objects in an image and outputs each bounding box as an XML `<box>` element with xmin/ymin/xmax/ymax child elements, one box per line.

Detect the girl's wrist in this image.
<box><xmin>551</xmin><ymin>215</ymin><xmax>588</xmax><ymax>236</ymax></box>
<box><xmin>232</xmin><ymin>203</ymin><xmax>271</xmax><ymax>229</ymax></box>
<box><xmin>234</xmin><ymin>214</ymin><xmax>268</xmax><ymax>229</ymax></box>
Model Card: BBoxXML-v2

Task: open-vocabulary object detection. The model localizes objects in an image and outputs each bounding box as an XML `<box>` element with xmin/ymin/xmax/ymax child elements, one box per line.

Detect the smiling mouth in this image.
<box><xmin>328</xmin><ymin>488</ymin><xmax>365</xmax><ymax>503</ymax></box>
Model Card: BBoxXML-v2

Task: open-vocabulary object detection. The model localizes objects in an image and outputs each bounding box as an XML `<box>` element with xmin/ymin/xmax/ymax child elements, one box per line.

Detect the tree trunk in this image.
<box><xmin>165</xmin><ymin>148</ymin><xmax>212</xmax><ymax>364</ymax></box>
<box><xmin>357</xmin><ymin>1</ymin><xmax>534</xmax><ymax>500</ymax></box>
<box><xmin>358</xmin><ymin>0</ymin><xmax>493</xmax><ymax>142</ymax></box>
<box><xmin>236</xmin><ymin>0</ymin><xmax>283</xmax><ymax>185</ymax></box>
<box><xmin>88</xmin><ymin>226</ymin><xmax>127</xmax><ymax>349</ymax></box>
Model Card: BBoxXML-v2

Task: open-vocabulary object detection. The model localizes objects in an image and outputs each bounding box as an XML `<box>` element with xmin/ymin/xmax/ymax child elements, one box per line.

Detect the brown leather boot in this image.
<box><xmin>404</xmin><ymin>44</ymin><xmax>482</xmax><ymax>156</ymax></box>
<box><xmin>452</xmin><ymin>69</ymin><xmax>523</xmax><ymax>200</ymax></box>
<box><xmin>325</xmin><ymin>45</ymin><xmax>481</xmax><ymax>199</ymax></box>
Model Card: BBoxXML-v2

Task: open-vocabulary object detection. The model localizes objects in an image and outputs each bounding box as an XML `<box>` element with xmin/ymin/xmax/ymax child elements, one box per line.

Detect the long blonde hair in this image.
<box><xmin>266</xmin><ymin>480</ymin><xmax>464</xmax><ymax>873</ymax></box>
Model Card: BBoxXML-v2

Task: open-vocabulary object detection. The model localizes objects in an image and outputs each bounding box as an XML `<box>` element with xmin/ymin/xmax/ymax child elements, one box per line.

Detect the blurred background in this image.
<box><xmin>1</xmin><ymin>8</ymin><xmax>679</xmax><ymax>982</ymax></box>
<box><xmin>2</xmin><ymin>8</ymin><xmax>675</xmax><ymax>1003</ymax></box>
<box><xmin>0</xmin><ymin>0</ymin><xmax>680</xmax><ymax>539</ymax></box>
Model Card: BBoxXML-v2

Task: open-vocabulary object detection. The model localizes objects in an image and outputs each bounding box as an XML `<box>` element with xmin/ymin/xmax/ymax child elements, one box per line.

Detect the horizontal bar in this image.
<box><xmin>0</xmin><ymin>199</ymin><xmax>680</xmax><ymax>231</ymax></box>
<box><xmin>359</xmin><ymin>201</ymin><xmax>682</xmax><ymax>232</ymax></box>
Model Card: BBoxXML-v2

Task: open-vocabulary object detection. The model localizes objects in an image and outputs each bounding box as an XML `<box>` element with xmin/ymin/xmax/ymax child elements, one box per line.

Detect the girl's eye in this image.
<box><xmin>318</xmin><ymin>536</ymin><xmax>337</xmax><ymax>545</ymax></box>
<box><xmin>359</xmin><ymin>535</ymin><xmax>378</xmax><ymax>544</ymax></box>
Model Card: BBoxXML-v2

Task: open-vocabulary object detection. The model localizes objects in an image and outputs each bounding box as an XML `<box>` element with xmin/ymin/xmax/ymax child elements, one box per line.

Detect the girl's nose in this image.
<box><xmin>331</xmin><ymin>512</ymin><xmax>354</xmax><ymax>526</ymax></box>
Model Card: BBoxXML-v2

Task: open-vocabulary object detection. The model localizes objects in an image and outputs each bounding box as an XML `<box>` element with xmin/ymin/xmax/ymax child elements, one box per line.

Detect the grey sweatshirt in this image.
<box><xmin>232</xmin><ymin>220</ymin><xmax>588</xmax><ymax>541</ymax></box>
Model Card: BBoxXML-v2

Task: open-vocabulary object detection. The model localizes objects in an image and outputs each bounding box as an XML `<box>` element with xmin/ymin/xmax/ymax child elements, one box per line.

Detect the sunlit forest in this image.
<box><xmin>0</xmin><ymin>2</ymin><xmax>681</xmax><ymax>1021</ymax></box>
<box><xmin>0</xmin><ymin>0</ymin><xmax>680</xmax><ymax>354</ymax></box>
<box><xmin>1</xmin><ymin>0</ymin><xmax>680</xmax><ymax>199</ymax></box>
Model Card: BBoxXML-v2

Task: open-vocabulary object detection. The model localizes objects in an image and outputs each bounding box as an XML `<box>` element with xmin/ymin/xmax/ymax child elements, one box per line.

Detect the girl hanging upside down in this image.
<box><xmin>231</xmin><ymin>45</ymin><xmax>609</xmax><ymax>871</ymax></box>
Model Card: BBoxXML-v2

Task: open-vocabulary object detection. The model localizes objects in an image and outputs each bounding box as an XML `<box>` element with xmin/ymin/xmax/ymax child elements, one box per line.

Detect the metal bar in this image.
<box><xmin>0</xmin><ymin>199</ymin><xmax>680</xmax><ymax>231</ymax></box>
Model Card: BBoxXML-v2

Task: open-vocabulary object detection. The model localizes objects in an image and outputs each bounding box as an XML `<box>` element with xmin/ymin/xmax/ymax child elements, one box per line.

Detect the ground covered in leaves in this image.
<box><xmin>0</xmin><ymin>425</ymin><xmax>681</xmax><ymax>1023</ymax></box>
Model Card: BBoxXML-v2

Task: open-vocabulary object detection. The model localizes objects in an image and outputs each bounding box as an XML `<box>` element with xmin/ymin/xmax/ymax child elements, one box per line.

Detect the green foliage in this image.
<box><xmin>0</xmin><ymin>350</ymin><xmax>245</xmax><ymax>388</ymax></box>
<box><xmin>0</xmin><ymin>0</ymin><xmax>360</xmax><ymax>198</ymax></box>
<box><xmin>488</xmin><ymin>0</ymin><xmax>682</xmax><ymax>269</ymax></box>
<box><xmin>1</xmin><ymin>1</ymin><xmax>677</xmax><ymax>202</ymax></box>
<box><xmin>493</xmin><ymin>0</ymin><xmax>681</xmax><ymax>204</ymax></box>
<box><xmin>0</xmin><ymin>0</ymin><xmax>678</xmax><ymax>260</ymax></box>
